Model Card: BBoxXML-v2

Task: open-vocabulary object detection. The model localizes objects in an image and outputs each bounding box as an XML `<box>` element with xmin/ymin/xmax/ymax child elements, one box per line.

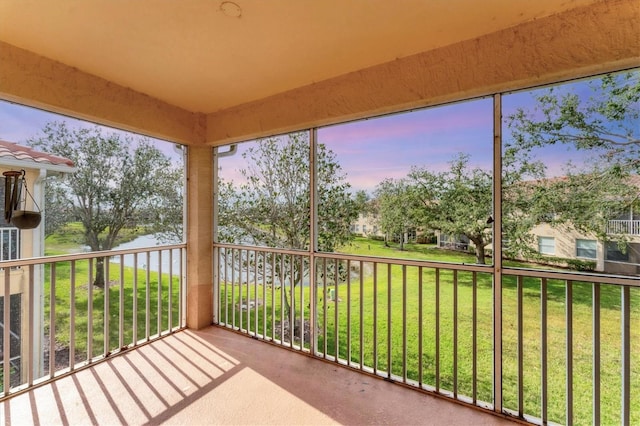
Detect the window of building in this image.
<box><xmin>0</xmin><ymin>227</ymin><xmax>20</xmax><ymax>261</ymax></box>
<box><xmin>605</xmin><ymin>241</ymin><xmax>629</xmax><ymax>262</ymax></box>
<box><xmin>355</xmin><ymin>225</ymin><xmax>359</xmax><ymax>232</ymax></box>
<box><xmin>576</xmin><ymin>239</ymin><xmax>597</xmax><ymax>259</ymax></box>
<box><xmin>538</xmin><ymin>236</ymin><xmax>555</xmax><ymax>255</ymax></box>
<box><xmin>362</xmin><ymin>224</ymin><xmax>367</xmax><ymax>233</ymax></box>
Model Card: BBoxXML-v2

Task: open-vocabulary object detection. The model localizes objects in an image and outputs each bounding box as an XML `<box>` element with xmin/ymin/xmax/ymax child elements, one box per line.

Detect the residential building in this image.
<box><xmin>0</xmin><ymin>140</ymin><xmax>74</xmax><ymax>385</ymax></box>
<box><xmin>351</xmin><ymin>212</ymin><xmax>383</xmax><ymax>238</ymax></box>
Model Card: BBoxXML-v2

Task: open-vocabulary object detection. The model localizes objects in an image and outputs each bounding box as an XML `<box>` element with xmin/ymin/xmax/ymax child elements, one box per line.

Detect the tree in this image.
<box><xmin>374</xmin><ymin>178</ymin><xmax>416</xmax><ymax>250</ymax></box>
<box><xmin>29</xmin><ymin>122</ymin><xmax>179</xmax><ymax>287</ymax></box>
<box><xmin>218</xmin><ymin>132</ymin><xmax>356</xmax><ymax>333</ymax></box>
<box><xmin>404</xmin><ymin>72</ymin><xmax>639</xmax><ymax>266</ymax></box>
<box><xmin>506</xmin><ymin>71</ymin><xmax>640</xmax><ymax>245</ymax></box>
<box><xmin>507</xmin><ymin>71</ymin><xmax>639</xmax><ymax>169</ymax></box>
<box><xmin>410</xmin><ymin>154</ymin><xmax>493</xmax><ymax>263</ymax></box>
<box><xmin>43</xmin><ymin>183</ymin><xmax>73</xmax><ymax>237</ymax></box>
<box><xmin>352</xmin><ymin>190</ymin><xmax>373</xmax><ymax>217</ymax></box>
<box><xmin>145</xmin><ymin>165</ymin><xmax>184</xmax><ymax>244</ymax></box>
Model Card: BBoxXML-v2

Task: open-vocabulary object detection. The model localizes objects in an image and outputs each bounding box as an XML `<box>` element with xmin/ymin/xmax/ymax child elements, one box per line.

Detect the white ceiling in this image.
<box><xmin>0</xmin><ymin>0</ymin><xmax>599</xmax><ymax>114</ymax></box>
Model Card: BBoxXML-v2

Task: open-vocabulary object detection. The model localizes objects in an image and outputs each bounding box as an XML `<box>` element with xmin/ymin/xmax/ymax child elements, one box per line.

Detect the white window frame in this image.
<box><xmin>576</xmin><ymin>239</ymin><xmax>597</xmax><ymax>259</ymax></box>
<box><xmin>0</xmin><ymin>227</ymin><xmax>20</xmax><ymax>261</ymax></box>
<box><xmin>538</xmin><ymin>236</ymin><xmax>555</xmax><ymax>255</ymax></box>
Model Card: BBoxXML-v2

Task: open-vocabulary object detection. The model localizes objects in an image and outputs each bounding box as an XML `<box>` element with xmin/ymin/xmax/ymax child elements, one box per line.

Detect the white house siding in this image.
<box><xmin>529</xmin><ymin>223</ymin><xmax>640</xmax><ymax>276</ymax></box>
<box><xmin>529</xmin><ymin>224</ymin><xmax>604</xmax><ymax>271</ymax></box>
<box><xmin>352</xmin><ymin>213</ymin><xmax>383</xmax><ymax>238</ymax></box>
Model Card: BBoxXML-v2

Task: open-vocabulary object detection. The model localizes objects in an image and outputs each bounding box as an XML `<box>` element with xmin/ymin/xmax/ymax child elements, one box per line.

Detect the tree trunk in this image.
<box><xmin>283</xmin><ymin>282</ymin><xmax>291</xmax><ymax>322</ymax></box>
<box><xmin>472</xmin><ymin>240</ymin><xmax>486</xmax><ymax>264</ymax></box>
<box><xmin>94</xmin><ymin>256</ymin><xmax>106</xmax><ymax>288</ymax></box>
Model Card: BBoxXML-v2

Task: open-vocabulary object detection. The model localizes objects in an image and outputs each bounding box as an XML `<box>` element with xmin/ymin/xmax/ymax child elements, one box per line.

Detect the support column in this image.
<box><xmin>186</xmin><ymin>143</ymin><xmax>214</xmax><ymax>329</ymax></box>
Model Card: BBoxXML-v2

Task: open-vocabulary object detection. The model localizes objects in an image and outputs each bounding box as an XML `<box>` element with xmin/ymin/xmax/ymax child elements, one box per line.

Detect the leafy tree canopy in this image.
<box><xmin>506</xmin><ymin>71</ymin><xmax>640</xmax><ymax>245</ymax></box>
<box><xmin>29</xmin><ymin>121</ymin><xmax>180</xmax><ymax>286</ymax></box>
<box><xmin>218</xmin><ymin>133</ymin><xmax>356</xmax><ymax>253</ymax></box>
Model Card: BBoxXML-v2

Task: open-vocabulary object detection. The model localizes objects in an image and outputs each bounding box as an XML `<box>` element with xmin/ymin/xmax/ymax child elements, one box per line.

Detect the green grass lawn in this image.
<box><xmin>43</xmin><ymin>258</ymin><xmax>181</xmax><ymax>364</ymax></box>
<box><xmin>42</xmin><ymin>227</ymin><xmax>180</xmax><ymax>373</ymax></box>
<box><xmin>39</xmin><ymin>230</ymin><xmax>637</xmax><ymax>425</ymax></box>
<box><xmin>218</xmin><ymin>237</ymin><xmax>639</xmax><ymax>426</ymax></box>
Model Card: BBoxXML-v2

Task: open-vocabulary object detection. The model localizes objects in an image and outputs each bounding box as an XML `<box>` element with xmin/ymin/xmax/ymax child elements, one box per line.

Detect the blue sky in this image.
<box><xmin>0</xmin><ymin>101</ymin><xmax>182</xmax><ymax>162</ymax></box>
<box><xmin>2</xmin><ymin>71</ymin><xmax>636</xmax><ymax>192</ymax></box>
<box><xmin>317</xmin><ymin>97</ymin><xmax>494</xmax><ymax>191</ymax></box>
<box><xmin>218</xmin><ymin>80</ymin><xmax>613</xmax><ymax>192</ymax></box>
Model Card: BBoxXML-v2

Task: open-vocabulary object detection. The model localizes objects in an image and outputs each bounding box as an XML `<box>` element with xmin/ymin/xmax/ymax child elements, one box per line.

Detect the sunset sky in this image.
<box><xmin>0</xmin><ymin>72</ymin><xmax>633</xmax><ymax>193</ymax></box>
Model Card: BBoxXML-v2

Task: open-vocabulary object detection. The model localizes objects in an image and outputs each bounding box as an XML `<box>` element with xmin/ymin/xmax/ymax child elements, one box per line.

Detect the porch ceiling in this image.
<box><xmin>0</xmin><ymin>0</ymin><xmax>601</xmax><ymax>114</ymax></box>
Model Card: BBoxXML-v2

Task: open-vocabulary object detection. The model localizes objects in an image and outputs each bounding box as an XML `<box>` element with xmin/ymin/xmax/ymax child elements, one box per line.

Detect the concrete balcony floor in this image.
<box><xmin>2</xmin><ymin>327</ymin><xmax>518</xmax><ymax>425</ymax></box>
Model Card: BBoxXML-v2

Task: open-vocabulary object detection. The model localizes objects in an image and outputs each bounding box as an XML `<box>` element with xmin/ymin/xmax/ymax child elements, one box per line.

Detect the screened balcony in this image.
<box><xmin>0</xmin><ymin>1</ymin><xmax>638</xmax><ymax>425</ymax></box>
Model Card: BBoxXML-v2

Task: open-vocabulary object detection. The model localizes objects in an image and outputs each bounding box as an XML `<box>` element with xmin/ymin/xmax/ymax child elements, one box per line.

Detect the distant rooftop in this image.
<box><xmin>0</xmin><ymin>140</ymin><xmax>75</xmax><ymax>171</ymax></box>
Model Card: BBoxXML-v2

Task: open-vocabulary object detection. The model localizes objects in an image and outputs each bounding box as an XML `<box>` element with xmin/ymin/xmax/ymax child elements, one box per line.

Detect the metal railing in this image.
<box><xmin>214</xmin><ymin>243</ymin><xmax>639</xmax><ymax>425</ymax></box>
<box><xmin>607</xmin><ymin>220</ymin><xmax>640</xmax><ymax>235</ymax></box>
<box><xmin>0</xmin><ymin>243</ymin><xmax>186</xmax><ymax>399</ymax></box>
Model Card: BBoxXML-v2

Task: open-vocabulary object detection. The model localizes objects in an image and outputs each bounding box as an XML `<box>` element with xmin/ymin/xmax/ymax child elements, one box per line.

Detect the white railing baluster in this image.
<box><xmin>593</xmin><ymin>283</ymin><xmax>601</xmax><ymax>425</ymax></box>
<box><xmin>49</xmin><ymin>264</ymin><xmax>56</xmax><ymax>378</ymax></box>
<box><xmin>541</xmin><ymin>278</ymin><xmax>548</xmax><ymax>424</ymax></box>
<box><xmin>472</xmin><ymin>271</ymin><xmax>477</xmax><ymax>404</ymax></box>
<box><xmin>566</xmin><ymin>280</ymin><xmax>573</xmax><ymax>426</ymax></box>
<box><xmin>607</xmin><ymin>219</ymin><xmax>640</xmax><ymax>235</ymax></box>
<box><xmin>621</xmin><ymin>285</ymin><xmax>630</xmax><ymax>426</ymax></box>
<box><xmin>157</xmin><ymin>250</ymin><xmax>162</xmax><ymax>337</ymax></box>
<box><xmin>133</xmin><ymin>253</ymin><xmax>138</xmax><ymax>345</ymax></box>
<box><xmin>104</xmin><ymin>260</ymin><xmax>110</xmax><ymax>356</ymax></box>
<box><xmin>70</xmin><ymin>260</ymin><xmax>76</xmax><ymax>370</ymax></box>
<box><xmin>402</xmin><ymin>265</ymin><xmax>407</xmax><ymax>383</ymax></box>
<box><xmin>119</xmin><ymin>255</ymin><xmax>124</xmax><ymax>349</ymax></box>
<box><xmin>517</xmin><ymin>276</ymin><xmax>524</xmax><ymax>418</ymax></box>
<box><xmin>359</xmin><ymin>261</ymin><xmax>364</xmax><ymax>372</ymax></box>
<box><xmin>346</xmin><ymin>259</ymin><xmax>351</xmax><ymax>366</ymax></box>
<box><xmin>453</xmin><ymin>269</ymin><xmax>458</xmax><ymax>398</ymax></box>
<box><xmin>3</xmin><ymin>267</ymin><xmax>11</xmax><ymax>394</ymax></box>
<box><xmin>418</xmin><ymin>267</ymin><xmax>423</xmax><ymax>387</ymax></box>
<box><xmin>27</xmin><ymin>264</ymin><xmax>34</xmax><ymax>387</ymax></box>
<box><xmin>0</xmin><ymin>243</ymin><xmax>185</xmax><ymax>401</ymax></box>
<box><xmin>88</xmin><ymin>259</ymin><xmax>93</xmax><ymax>361</ymax></box>
<box><xmin>373</xmin><ymin>262</ymin><xmax>378</xmax><ymax>374</ymax></box>
<box><xmin>435</xmin><ymin>268</ymin><xmax>440</xmax><ymax>392</ymax></box>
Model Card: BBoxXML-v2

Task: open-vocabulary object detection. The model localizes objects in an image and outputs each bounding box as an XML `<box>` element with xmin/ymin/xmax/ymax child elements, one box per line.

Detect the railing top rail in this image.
<box><xmin>214</xmin><ymin>242</ymin><xmax>493</xmax><ymax>273</ymax></box>
<box><xmin>214</xmin><ymin>242</ymin><xmax>308</xmax><ymax>257</ymax></box>
<box><xmin>0</xmin><ymin>243</ymin><xmax>186</xmax><ymax>269</ymax></box>
<box><xmin>214</xmin><ymin>242</ymin><xmax>639</xmax><ymax>285</ymax></box>
<box><xmin>503</xmin><ymin>266</ymin><xmax>639</xmax><ymax>287</ymax></box>
<box><xmin>314</xmin><ymin>251</ymin><xmax>492</xmax><ymax>272</ymax></box>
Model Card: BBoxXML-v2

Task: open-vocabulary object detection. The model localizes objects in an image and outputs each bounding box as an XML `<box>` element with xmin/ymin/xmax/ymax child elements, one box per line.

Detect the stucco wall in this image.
<box><xmin>530</xmin><ymin>223</ymin><xmax>604</xmax><ymax>271</ymax></box>
<box><xmin>0</xmin><ymin>41</ymin><xmax>202</xmax><ymax>145</ymax></box>
<box><xmin>206</xmin><ymin>0</ymin><xmax>640</xmax><ymax>145</ymax></box>
<box><xmin>0</xmin><ymin>1</ymin><xmax>638</xmax><ymax>148</ymax></box>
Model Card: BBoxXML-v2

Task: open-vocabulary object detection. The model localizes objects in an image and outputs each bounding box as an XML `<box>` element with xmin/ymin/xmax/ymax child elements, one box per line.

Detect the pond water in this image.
<box><xmin>110</xmin><ymin>234</ymin><xmax>182</xmax><ymax>273</ymax></box>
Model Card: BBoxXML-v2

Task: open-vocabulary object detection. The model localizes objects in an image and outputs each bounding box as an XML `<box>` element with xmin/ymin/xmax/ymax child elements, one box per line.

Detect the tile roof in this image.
<box><xmin>0</xmin><ymin>140</ymin><xmax>74</xmax><ymax>168</ymax></box>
